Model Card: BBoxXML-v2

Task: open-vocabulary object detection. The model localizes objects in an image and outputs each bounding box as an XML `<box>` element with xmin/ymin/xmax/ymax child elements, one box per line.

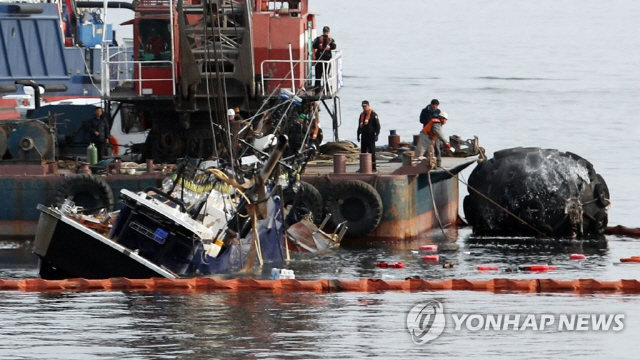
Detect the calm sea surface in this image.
<box><xmin>2</xmin><ymin>0</ymin><xmax>640</xmax><ymax>358</ymax></box>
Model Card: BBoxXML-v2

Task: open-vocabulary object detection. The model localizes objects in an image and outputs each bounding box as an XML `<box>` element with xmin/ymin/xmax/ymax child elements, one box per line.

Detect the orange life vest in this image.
<box><xmin>315</xmin><ymin>36</ymin><xmax>331</xmax><ymax>60</ymax></box>
<box><xmin>421</xmin><ymin>118</ymin><xmax>442</xmax><ymax>140</ymax></box>
<box><xmin>311</xmin><ymin>125</ymin><xmax>319</xmax><ymax>140</ymax></box>
<box><xmin>359</xmin><ymin>111</ymin><xmax>372</xmax><ymax>128</ymax></box>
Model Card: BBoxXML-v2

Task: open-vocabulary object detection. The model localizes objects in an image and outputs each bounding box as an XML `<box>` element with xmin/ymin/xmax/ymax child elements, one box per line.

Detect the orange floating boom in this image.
<box><xmin>0</xmin><ymin>278</ymin><xmax>638</xmax><ymax>294</ymax></box>
<box><xmin>606</xmin><ymin>225</ymin><xmax>640</xmax><ymax>238</ymax></box>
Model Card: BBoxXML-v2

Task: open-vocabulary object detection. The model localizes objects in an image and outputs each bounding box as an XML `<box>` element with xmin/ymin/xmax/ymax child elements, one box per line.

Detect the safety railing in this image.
<box><xmin>139</xmin><ymin>0</ymin><xmax>171</xmax><ymax>7</ymax></box>
<box><xmin>106</xmin><ymin>45</ymin><xmax>135</xmax><ymax>89</ymax></box>
<box><xmin>256</xmin><ymin>0</ymin><xmax>305</xmax><ymax>13</ymax></box>
<box><xmin>260</xmin><ymin>50</ymin><xmax>343</xmax><ymax>98</ymax></box>
<box><xmin>100</xmin><ymin>0</ymin><xmax>175</xmax><ymax>97</ymax></box>
<box><xmin>103</xmin><ymin>60</ymin><xmax>176</xmax><ymax>96</ymax></box>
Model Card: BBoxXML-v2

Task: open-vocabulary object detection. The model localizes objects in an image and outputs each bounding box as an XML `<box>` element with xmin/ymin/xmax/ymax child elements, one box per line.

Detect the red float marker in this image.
<box><xmin>376</xmin><ymin>262</ymin><xmax>404</xmax><ymax>269</ymax></box>
<box><xmin>569</xmin><ymin>254</ymin><xmax>586</xmax><ymax>260</ymax></box>
<box><xmin>419</xmin><ymin>245</ymin><xmax>438</xmax><ymax>252</ymax></box>
<box><xmin>422</xmin><ymin>255</ymin><xmax>440</xmax><ymax>262</ymax></box>
<box><xmin>620</xmin><ymin>258</ymin><xmax>640</xmax><ymax>263</ymax></box>
<box><xmin>477</xmin><ymin>265</ymin><xmax>500</xmax><ymax>271</ymax></box>
<box><xmin>519</xmin><ymin>265</ymin><xmax>556</xmax><ymax>272</ymax></box>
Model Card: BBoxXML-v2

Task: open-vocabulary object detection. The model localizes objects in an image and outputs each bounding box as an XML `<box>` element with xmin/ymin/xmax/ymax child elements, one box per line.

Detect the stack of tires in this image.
<box><xmin>284</xmin><ymin>179</ymin><xmax>383</xmax><ymax>238</ymax></box>
<box><xmin>463</xmin><ymin>147</ymin><xmax>609</xmax><ymax>239</ymax></box>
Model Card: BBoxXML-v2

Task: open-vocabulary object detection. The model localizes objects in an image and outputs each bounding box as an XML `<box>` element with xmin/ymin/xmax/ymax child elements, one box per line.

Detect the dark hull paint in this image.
<box><xmin>34</xmin><ymin>205</ymin><xmax>175</xmax><ymax>279</ymax></box>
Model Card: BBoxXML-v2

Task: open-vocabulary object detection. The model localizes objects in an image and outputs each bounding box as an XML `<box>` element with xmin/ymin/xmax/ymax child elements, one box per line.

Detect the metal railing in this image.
<box><xmin>106</xmin><ymin>44</ymin><xmax>135</xmax><ymax>89</ymax></box>
<box><xmin>100</xmin><ymin>1</ymin><xmax>176</xmax><ymax>97</ymax></box>
<box><xmin>139</xmin><ymin>0</ymin><xmax>171</xmax><ymax>6</ymax></box>
<box><xmin>104</xmin><ymin>60</ymin><xmax>175</xmax><ymax>96</ymax></box>
<box><xmin>260</xmin><ymin>50</ymin><xmax>343</xmax><ymax>98</ymax></box>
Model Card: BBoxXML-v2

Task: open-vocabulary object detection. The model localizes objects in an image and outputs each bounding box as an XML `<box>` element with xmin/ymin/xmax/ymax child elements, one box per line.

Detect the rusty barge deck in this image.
<box><xmin>301</xmin><ymin>155</ymin><xmax>477</xmax><ymax>245</ymax></box>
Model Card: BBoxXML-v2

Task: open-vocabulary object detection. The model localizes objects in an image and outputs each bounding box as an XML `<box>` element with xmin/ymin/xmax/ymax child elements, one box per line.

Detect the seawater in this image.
<box><xmin>2</xmin><ymin>0</ymin><xmax>640</xmax><ymax>358</ymax></box>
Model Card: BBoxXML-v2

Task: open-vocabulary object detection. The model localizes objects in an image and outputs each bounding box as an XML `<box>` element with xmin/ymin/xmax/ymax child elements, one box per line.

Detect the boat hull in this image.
<box><xmin>34</xmin><ymin>205</ymin><xmax>176</xmax><ymax>280</ymax></box>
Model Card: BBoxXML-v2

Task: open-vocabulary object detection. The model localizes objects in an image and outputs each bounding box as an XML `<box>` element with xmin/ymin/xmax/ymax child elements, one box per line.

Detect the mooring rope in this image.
<box><xmin>427</xmin><ymin>170</ymin><xmax>455</xmax><ymax>241</ymax></box>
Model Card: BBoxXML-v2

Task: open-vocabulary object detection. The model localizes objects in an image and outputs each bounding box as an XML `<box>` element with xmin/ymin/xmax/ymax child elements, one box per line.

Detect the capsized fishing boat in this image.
<box><xmin>33</xmin><ymin>138</ymin><xmax>347</xmax><ymax>279</ymax></box>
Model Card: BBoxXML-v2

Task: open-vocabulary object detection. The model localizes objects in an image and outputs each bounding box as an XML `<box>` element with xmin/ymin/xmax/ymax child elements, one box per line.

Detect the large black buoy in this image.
<box><xmin>463</xmin><ymin>147</ymin><xmax>609</xmax><ymax>239</ymax></box>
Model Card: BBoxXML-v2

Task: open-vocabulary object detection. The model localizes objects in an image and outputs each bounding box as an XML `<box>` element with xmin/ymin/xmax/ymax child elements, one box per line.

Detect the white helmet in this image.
<box><xmin>227</xmin><ymin>108</ymin><xmax>236</xmax><ymax>116</ymax></box>
<box><xmin>439</xmin><ymin>111</ymin><xmax>448</xmax><ymax>120</ymax></box>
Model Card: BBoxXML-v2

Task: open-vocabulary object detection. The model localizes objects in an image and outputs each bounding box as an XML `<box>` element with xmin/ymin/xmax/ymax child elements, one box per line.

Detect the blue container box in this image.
<box><xmin>78</xmin><ymin>24</ymin><xmax>113</xmax><ymax>47</ymax></box>
<box><xmin>152</xmin><ymin>228</ymin><xmax>169</xmax><ymax>244</ymax></box>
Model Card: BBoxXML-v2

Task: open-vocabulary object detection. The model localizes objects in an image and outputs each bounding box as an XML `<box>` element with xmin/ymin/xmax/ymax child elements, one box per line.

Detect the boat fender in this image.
<box><xmin>592</xmin><ymin>210</ymin><xmax>608</xmax><ymax>235</ymax></box>
<box><xmin>283</xmin><ymin>181</ymin><xmax>324</xmax><ymax>225</ymax></box>
<box><xmin>53</xmin><ymin>174</ymin><xmax>115</xmax><ymax>214</ymax></box>
<box><xmin>593</xmin><ymin>174</ymin><xmax>610</xmax><ymax>207</ymax></box>
<box><xmin>326</xmin><ymin>180</ymin><xmax>383</xmax><ymax>237</ymax></box>
<box><xmin>0</xmin><ymin>126</ymin><xmax>7</xmax><ymax>159</ymax></box>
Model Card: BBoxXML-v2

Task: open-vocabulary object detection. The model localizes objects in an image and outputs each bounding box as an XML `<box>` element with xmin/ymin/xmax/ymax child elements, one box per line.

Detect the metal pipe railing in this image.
<box><xmin>105</xmin><ymin>60</ymin><xmax>176</xmax><ymax>96</ymax></box>
<box><xmin>101</xmin><ymin>1</ymin><xmax>176</xmax><ymax>97</ymax></box>
<box><xmin>259</xmin><ymin>51</ymin><xmax>343</xmax><ymax>98</ymax></box>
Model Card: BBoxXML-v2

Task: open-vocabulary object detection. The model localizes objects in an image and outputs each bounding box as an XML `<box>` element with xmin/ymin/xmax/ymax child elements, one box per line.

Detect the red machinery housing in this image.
<box><xmin>104</xmin><ymin>0</ymin><xmax>341</xmax><ymax>161</ymax></box>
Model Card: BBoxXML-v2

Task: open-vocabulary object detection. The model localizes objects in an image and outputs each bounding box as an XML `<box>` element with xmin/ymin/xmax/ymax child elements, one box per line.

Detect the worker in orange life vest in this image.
<box><xmin>415</xmin><ymin>111</ymin><xmax>451</xmax><ymax>167</ymax></box>
<box><xmin>312</xmin><ymin>26</ymin><xmax>337</xmax><ymax>91</ymax></box>
<box><xmin>310</xmin><ymin>117</ymin><xmax>323</xmax><ymax>149</ymax></box>
<box><xmin>357</xmin><ymin>100</ymin><xmax>381</xmax><ymax>170</ymax></box>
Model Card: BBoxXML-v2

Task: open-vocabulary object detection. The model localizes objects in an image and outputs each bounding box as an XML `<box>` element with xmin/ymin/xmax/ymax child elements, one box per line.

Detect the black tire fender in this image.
<box><xmin>592</xmin><ymin>210</ymin><xmax>608</xmax><ymax>235</ymax></box>
<box><xmin>326</xmin><ymin>180</ymin><xmax>383</xmax><ymax>237</ymax></box>
<box><xmin>537</xmin><ymin>223</ymin><xmax>554</xmax><ymax>237</ymax></box>
<box><xmin>283</xmin><ymin>181</ymin><xmax>324</xmax><ymax>225</ymax></box>
<box><xmin>463</xmin><ymin>195</ymin><xmax>475</xmax><ymax>226</ymax></box>
<box><xmin>493</xmin><ymin>147</ymin><xmax>540</xmax><ymax>160</ymax></box>
<box><xmin>522</xmin><ymin>199</ymin><xmax>545</xmax><ymax>224</ymax></box>
<box><xmin>593</xmin><ymin>174</ymin><xmax>610</xmax><ymax>207</ymax></box>
<box><xmin>53</xmin><ymin>174</ymin><xmax>114</xmax><ymax>214</ymax></box>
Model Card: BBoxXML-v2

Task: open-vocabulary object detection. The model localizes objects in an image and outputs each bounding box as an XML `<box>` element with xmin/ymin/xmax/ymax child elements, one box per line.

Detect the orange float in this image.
<box><xmin>419</xmin><ymin>245</ymin><xmax>438</xmax><ymax>252</ymax></box>
<box><xmin>477</xmin><ymin>265</ymin><xmax>500</xmax><ymax>271</ymax></box>
<box><xmin>422</xmin><ymin>255</ymin><xmax>440</xmax><ymax>262</ymax></box>
<box><xmin>0</xmin><ymin>277</ymin><xmax>638</xmax><ymax>294</ymax></box>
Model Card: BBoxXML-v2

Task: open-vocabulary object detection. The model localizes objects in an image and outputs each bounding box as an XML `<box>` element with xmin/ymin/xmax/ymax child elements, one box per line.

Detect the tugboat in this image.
<box><xmin>0</xmin><ymin>0</ymin><xmax>132</xmax><ymax>118</ymax></box>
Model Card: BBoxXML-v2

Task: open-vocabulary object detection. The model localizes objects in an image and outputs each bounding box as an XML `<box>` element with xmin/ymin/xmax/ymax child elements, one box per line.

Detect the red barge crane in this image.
<box><xmin>101</xmin><ymin>0</ymin><xmax>343</xmax><ymax>162</ymax></box>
